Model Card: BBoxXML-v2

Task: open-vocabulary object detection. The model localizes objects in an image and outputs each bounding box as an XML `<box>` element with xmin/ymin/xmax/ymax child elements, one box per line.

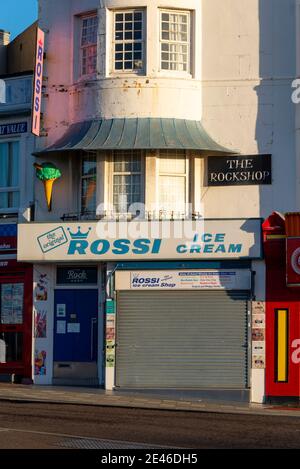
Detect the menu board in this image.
<box><xmin>1</xmin><ymin>283</ymin><xmax>24</xmax><ymax>324</ymax></box>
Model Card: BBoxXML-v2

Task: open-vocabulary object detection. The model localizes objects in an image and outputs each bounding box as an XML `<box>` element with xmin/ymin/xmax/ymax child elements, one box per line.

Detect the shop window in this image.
<box><xmin>275</xmin><ymin>309</ymin><xmax>289</xmax><ymax>383</ymax></box>
<box><xmin>0</xmin><ymin>141</ymin><xmax>20</xmax><ymax>211</ymax></box>
<box><xmin>0</xmin><ymin>283</ymin><xmax>24</xmax><ymax>325</ymax></box>
<box><xmin>80</xmin><ymin>14</ymin><xmax>98</xmax><ymax>77</ymax></box>
<box><xmin>160</xmin><ymin>10</ymin><xmax>191</xmax><ymax>73</ymax></box>
<box><xmin>113</xmin><ymin>10</ymin><xmax>145</xmax><ymax>73</ymax></box>
<box><xmin>158</xmin><ymin>150</ymin><xmax>188</xmax><ymax>217</ymax></box>
<box><xmin>113</xmin><ymin>150</ymin><xmax>143</xmax><ymax>214</ymax></box>
<box><xmin>0</xmin><ymin>332</ymin><xmax>23</xmax><ymax>363</ymax></box>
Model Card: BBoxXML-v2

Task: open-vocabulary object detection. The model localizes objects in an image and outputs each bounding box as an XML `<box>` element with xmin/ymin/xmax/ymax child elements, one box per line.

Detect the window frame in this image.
<box><xmin>111</xmin><ymin>8</ymin><xmax>146</xmax><ymax>75</ymax></box>
<box><xmin>157</xmin><ymin>150</ymin><xmax>189</xmax><ymax>218</ymax></box>
<box><xmin>79</xmin><ymin>13</ymin><xmax>98</xmax><ymax>78</ymax></box>
<box><xmin>0</xmin><ymin>139</ymin><xmax>20</xmax><ymax>214</ymax></box>
<box><xmin>110</xmin><ymin>150</ymin><xmax>145</xmax><ymax>216</ymax></box>
<box><xmin>80</xmin><ymin>151</ymin><xmax>98</xmax><ymax>215</ymax></box>
<box><xmin>159</xmin><ymin>9</ymin><xmax>192</xmax><ymax>76</ymax></box>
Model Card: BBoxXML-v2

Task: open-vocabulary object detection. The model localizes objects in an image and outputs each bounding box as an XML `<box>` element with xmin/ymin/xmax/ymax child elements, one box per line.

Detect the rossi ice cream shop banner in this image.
<box><xmin>17</xmin><ymin>219</ymin><xmax>262</xmax><ymax>262</ymax></box>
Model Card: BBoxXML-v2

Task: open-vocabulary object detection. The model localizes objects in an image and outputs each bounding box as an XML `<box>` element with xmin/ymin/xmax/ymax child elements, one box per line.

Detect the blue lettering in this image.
<box><xmin>215</xmin><ymin>233</ymin><xmax>226</xmax><ymax>243</ymax></box>
<box><xmin>151</xmin><ymin>239</ymin><xmax>162</xmax><ymax>254</ymax></box>
<box><xmin>112</xmin><ymin>239</ymin><xmax>130</xmax><ymax>255</ymax></box>
<box><xmin>203</xmin><ymin>244</ymin><xmax>214</xmax><ymax>253</ymax></box>
<box><xmin>215</xmin><ymin>244</ymin><xmax>226</xmax><ymax>253</ymax></box>
<box><xmin>202</xmin><ymin>233</ymin><xmax>213</xmax><ymax>243</ymax></box>
<box><xmin>36</xmin><ymin>62</ymin><xmax>42</xmax><ymax>77</ymax></box>
<box><xmin>38</xmin><ymin>45</ymin><xmax>43</xmax><ymax>61</ymax></box>
<box><xmin>36</xmin><ymin>78</ymin><xmax>41</xmax><ymax>94</ymax></box>
<box><xmin>34</xmin><ymin>96</ymin><xmax>40</xmax><ymax>112</ymax></box>
<box><xmin>68</xmin><ymin>240</ymin><xmax>88</xmax><ymax>255</ymax></box>
<box><xmin>190</xmin><ymin>244</ymin><xmax>201</xmax><ymax>253</ymax></box>
<box><xmin>90</xmin><ymin>240</ymin><xmax>110</xmax><ymax>255</ymax></box>
<box><xmin>132</xmin><ymin>239</ymin><xmax>151</xmax><ymax>255</ymax></box>
<box><xmin>228</xmin><ymin>244</ymin><xmax>242</xmax><ymax>253</ymax></box>
<box><xmin>177</xmin><ymin>244</ymin><xmax>187</xmax><ymax>254</ymax></box>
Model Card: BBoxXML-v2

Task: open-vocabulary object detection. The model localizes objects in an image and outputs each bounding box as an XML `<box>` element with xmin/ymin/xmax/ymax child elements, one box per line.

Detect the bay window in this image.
<box><xmin>0</xmin><ymin>141</ymin><xmax>20</xmax><ymax>211</ymax></box>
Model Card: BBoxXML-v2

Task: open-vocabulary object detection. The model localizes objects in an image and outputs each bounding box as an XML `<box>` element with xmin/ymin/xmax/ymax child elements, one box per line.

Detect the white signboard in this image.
<box><xmin>116</xmin><ymin>270</ymin><xmax>252</xmax><ymax>291</ymax></box>
<box><xmin>18</xmin><ymin>219</ymin><xmax>262</xmax><ymax>262</ymax></box>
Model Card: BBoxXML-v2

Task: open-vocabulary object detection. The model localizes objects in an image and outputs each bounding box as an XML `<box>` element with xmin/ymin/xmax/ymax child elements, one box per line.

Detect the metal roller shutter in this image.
<box><xmin>116</xmin><ymin>290</ymin><xmax>249</xmax><ymax>389</ymax></box>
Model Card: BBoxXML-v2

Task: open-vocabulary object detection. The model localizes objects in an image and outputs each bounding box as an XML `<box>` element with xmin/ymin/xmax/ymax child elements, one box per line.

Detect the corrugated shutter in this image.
<box><xmin>116</xmin><ymin>290</ymin><xmax>249</xmax><ymax>389</ymax></box>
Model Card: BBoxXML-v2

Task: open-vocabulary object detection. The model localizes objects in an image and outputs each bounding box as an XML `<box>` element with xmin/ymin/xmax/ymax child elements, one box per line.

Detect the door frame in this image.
<box><xmin>53</xmin><ymin>269</ymin><xmax>105</xmax><ymax>384</ymax></box>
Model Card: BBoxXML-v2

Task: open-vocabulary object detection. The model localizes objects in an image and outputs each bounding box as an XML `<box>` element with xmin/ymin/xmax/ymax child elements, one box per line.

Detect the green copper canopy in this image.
<box><xmin>34</xmin><ymin>118</ymin><xmax>235</xmax><ymax>156</ymax></box>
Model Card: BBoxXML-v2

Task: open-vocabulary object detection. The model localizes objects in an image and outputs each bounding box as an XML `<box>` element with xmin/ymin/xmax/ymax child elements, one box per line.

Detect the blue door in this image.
<box><xmin>54</xmin><ymin>290</ymin><xmax>98</xmax><ymax>363</ymax></box>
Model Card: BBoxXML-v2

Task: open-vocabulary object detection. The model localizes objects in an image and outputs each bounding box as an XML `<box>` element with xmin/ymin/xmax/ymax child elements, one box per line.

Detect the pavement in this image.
<box><xmin>0</xmin><ymin>383</ymin><xmax>299</xmax><ymax>417</ymax></box>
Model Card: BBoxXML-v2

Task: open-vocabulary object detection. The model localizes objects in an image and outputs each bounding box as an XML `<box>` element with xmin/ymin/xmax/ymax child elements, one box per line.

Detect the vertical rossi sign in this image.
<box><xmin>32</xmin><ymin>28</ymin><xmax>45</xmax><ymax>137</ymax></box>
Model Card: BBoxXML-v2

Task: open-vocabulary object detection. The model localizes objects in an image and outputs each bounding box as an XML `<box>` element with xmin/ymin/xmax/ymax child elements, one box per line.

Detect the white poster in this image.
<box><xmin>67</xmin><ymin>323</ymin><xmax>80</xmax><ymax>333</ymax></box>
<box><xmin>57</xmin><ymin>320</ymin><xmax>66</xmax><ymax>334</ymax></box>
<box><xmin>116</xmin><ymin>270</ymin><xmax>252</xmax><ymax>291</ymax></box>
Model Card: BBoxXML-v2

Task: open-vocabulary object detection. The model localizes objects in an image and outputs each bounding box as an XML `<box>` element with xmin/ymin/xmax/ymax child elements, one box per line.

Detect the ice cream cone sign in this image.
<box><xmin>34</xmin><ymin>162</ymin><xmax>62</xmax><ymax>211</ymax></box>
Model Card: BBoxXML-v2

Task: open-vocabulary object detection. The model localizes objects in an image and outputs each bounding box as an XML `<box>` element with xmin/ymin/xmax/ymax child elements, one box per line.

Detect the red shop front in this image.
<box><xmin>264</xmin><ymin>212</ymin><xmax>300</xmax><ymax>399</ymax></box>
<box><xmin>0</xmin><ymin>225</ymin><xmax>33</xmax><ymax>382</ymax></box>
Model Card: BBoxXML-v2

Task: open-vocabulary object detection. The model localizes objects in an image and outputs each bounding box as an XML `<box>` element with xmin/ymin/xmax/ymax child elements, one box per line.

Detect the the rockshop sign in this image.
<box><xmin>207</xmin><ymin>154</ymin><xmax>272</xmax><ymax>186</ymax></box>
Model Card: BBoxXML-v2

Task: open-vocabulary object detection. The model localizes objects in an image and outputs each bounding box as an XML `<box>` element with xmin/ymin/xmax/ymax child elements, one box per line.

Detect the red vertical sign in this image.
<box><xmin>32</xmin><ymin>28</ymin><xmax>45</xmax><ymax>137</ymax></box>
<box><xmin>286</xmin><ymin>238</ymin><xmax>300</xmax><ymax>286</ymax></box>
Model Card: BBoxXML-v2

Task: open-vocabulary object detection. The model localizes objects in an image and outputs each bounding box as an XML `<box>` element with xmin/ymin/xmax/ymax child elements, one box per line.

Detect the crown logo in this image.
<box><xmin>67</xmin><ymin>227</ymin><xmax>91</xmax><ymax>240</ymax></box>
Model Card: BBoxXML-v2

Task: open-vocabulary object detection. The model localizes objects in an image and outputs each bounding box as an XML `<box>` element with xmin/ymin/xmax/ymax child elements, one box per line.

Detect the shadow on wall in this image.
<box><xmin>256</xmin><ymin>0</ymin><xmax>296</xmax><ymax>219</ymax></box>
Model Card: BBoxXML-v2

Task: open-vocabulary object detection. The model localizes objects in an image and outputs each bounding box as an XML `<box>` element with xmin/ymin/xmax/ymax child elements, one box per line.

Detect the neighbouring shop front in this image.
<box><xmin>0</xmin><ymin>224</ymin><xmax>33</xmax><ymax>382</ymax></box>
<box><xmin>263</xmin><ymin>212</ymin><xmax>300</xmax><ymax>401</ymax></box>
<box><xmin>17</xmin><ymin>218</ymin><xmax>264</xmax><ymax>399</ymax></box>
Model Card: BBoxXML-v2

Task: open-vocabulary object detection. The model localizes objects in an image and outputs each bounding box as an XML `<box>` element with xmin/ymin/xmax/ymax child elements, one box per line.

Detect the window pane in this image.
<box><xmin>81</xmin><ymin>15</ymin><xmax>98</xmax><ymax>75</ymax></box>
<box><xmin>81</xmin><ymin>153</ymin><xmax>97</xmax><ymax>213</ymax></box>
<box><xmin>0</xmin><ymin>143</ymin><xmax>9</xmax><ymax>188</ymax></box>
<box><xmin>114</xmin><ymin>10</ymin><xmax>144</xmax><ymax>72</ymax></box>
<box><xmin>0</xmin><ymin>283</ymin><xmax>24</xmax><ymax>325</ymax></box>
<box><xmin>160</xmin><ymin>10</ymin><xmax>190</xmax><ymax>72</ymax></box>
<box><xmin>0</xmin><ymin>332</ymin><xmax>23</xmax><ymax>363</ymax></box>
<box><xmin>159</xmin><ymin>176</ymin><xmax>186</xmax><ymax>213</ymax></box>
<box><xmin>159</xmin><ymin>150</ymin><xmax>186</xmax><ymax>174</ymax></box>
<box><xmin>113</xmin><ymin>151</ymin><xmax>142</xmax><ymax>212</ymax></box>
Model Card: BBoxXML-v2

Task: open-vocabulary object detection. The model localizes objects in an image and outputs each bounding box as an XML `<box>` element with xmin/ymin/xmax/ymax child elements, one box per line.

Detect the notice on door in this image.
<box><xmin>57</xmin><ymin>320</ymin><xmax>66</xmax><ymax>334</ymax></box>
<box><xmin>67</xmin><ymin>323</ymin><xmax>80</xmax><ymax>333</ymax></box>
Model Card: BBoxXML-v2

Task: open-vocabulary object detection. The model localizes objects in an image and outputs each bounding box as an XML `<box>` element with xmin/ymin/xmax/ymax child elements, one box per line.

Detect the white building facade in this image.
<box><xmin>17</xmin><ymin>0</ymin><xmax>298</xmax><ymax>402</ymax></box>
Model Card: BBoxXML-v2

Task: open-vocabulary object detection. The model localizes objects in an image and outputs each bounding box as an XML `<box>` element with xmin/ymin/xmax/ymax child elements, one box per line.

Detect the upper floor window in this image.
<box><xmin>113</xmin><ymin>150</ymin><xmax>143</xmax><ymax>213</ymax></box>
<box><xmin>80</xmin><ymin>15</ymin><xmax>98</xmax><ymax>77</ymax></box>
<box><xmin>0</xmin><ymin>142</ymin><xmax>20</xmax><ymax>211</ymax></box>
<box><xmin>160</xmin><ymin>10</ymin><xmax>190</xmax><ymax>73</ymax></box>
<box><xmin>81</xmin><ymin>152</ymin><xmax>97</xmax><ymax>214</ymax></box>
<box><xmin>113</xmin><ymin>10</ymin><xmax>145</xmax><ymax>73</ymax></box>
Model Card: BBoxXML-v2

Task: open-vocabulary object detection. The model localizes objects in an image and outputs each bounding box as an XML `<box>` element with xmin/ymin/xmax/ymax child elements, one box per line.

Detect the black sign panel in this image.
<box><xmin>207</xmin><ymin>154</ymin><xmax>272</xmax><ymax>186</ymax></box>
<box><xmin>57</xmin><ymin>267</ymin><xmax>98</xmax><ymax>285</ymax></box>
<box><xmin>0</xmin><ymin>122</ymin><xmax>28</xmax><ymax>136</ymax></box>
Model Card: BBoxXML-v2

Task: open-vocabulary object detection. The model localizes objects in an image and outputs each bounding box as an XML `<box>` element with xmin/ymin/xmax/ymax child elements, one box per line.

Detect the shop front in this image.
<box><xmin>17</xmin><ymin>218</ymin><xmax>263</xmax><ymax>399</ymax></box>
<box><xmin>264</xmin><ymin>212</ymin><xmax>300</xmax><ymax>401</ymax></box>
<box><xmin>0</xmin><ymin>224</ymin><xmax>33</xmax><ymax>382</ymax></box>
<box><xmin>114</xmin><ymin>268</ymin><xmax>251</xmax><ymax>390</ymax></box>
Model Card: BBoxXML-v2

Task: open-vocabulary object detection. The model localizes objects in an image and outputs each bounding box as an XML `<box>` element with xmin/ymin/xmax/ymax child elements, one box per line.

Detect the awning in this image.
<box><xmin>34</xmin><ymin>118</ymin><xmax>235</xmax><ymax>156</ymax></box>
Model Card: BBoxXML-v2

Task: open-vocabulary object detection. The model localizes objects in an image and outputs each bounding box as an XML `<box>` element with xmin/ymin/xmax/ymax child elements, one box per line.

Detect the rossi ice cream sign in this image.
<box><xmin>18</xmin><ymin>219</ymin><xmax>262</xmax><ymax>262</ymax></box>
